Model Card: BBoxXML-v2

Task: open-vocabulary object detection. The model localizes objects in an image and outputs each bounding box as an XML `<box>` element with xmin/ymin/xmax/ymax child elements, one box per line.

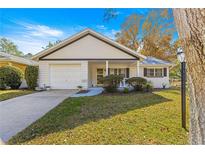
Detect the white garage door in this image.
<box><xmin>50</xmin><ymin>64</ymin><xmax>82</xmax><ymax>89</ymax></box>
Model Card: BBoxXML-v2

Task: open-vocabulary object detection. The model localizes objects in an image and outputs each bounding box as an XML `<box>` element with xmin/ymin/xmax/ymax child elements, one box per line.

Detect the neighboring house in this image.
<box><xmin>32</xmin><ymin>28</ymin><xmax>172</xmax><ymax>89</ymax></box>
<box><xmin>0</xmin><ymin>51</ymin><xmax>38</xmax><ymax>72</ymax></box>
<box><xmin>0</xmin><ymin>51</ymin><xmax>38</xmax><ymax>88</ymax></box>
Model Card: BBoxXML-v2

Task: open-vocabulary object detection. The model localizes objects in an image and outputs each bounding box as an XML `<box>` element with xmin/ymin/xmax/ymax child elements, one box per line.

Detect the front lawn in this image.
<box><xmin>9</xmin><ymin>89</ymin><xmax>189</xmax><ymax>144</ymax></box>
<box><xmin>0</xmin><ymin>90</ymin><xmax>34</xmax><ymax>101</ymax></box>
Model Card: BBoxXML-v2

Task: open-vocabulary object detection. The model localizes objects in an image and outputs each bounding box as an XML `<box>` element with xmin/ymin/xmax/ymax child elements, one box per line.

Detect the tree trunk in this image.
<box><xmin>173</xmin><ymin>8</ymin><xmax>205</xmax><ymax>144</ymax></box>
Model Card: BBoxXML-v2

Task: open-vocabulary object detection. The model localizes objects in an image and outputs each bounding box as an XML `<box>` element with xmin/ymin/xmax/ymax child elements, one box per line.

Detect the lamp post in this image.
<box><xmin>177</xmin><ymin>47</ymin><xmax>186</xmax><ymax>129</ymax></box>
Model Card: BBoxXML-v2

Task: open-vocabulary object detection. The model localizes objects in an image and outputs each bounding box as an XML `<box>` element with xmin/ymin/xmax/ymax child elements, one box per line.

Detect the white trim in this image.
<box><xmin>105</xmin><ymin>60</ymin><xmax>109</xmax><ymax>76</ymax></box>
<box><xmin>137</xmin><ymin>60</ymin><xmax>140</xmax><ymax>77</ymax></box>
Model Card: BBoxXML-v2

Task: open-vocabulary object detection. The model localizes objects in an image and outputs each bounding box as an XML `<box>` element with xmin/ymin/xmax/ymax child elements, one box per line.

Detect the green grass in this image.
<box><xmin>0</xmin><ymin>90</ymin><xmax>34</xmax><ymax>101</ymax></box>
<box><xmin>8</xmin><ymin>89</ymin><xmax>189</xmax><ymax>145</ymax></box>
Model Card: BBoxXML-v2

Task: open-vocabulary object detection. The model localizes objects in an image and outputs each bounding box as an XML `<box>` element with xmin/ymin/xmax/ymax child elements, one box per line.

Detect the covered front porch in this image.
<box><xmin>87</xmin><ymin>60</ymin><xmax>140</xmax><ymax>88</ymax></box>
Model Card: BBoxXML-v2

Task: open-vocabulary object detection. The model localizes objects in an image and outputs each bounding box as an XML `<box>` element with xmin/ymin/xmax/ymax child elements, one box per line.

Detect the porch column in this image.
<box><xmin>106</xmin><ymin>60</ymin><xmax>109</xmax><ymax>76</ymax></box>
<box><xmin>137</xmin><ymin>60</ymin><xmax>140</xmax><ymax>77</ymax></box>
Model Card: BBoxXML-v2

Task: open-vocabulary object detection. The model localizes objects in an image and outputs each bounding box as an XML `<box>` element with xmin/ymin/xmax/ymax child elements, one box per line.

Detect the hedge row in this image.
<box><xmin>101</xmin><ymin>75</ymin><xmax>153</xmax><ymax>93</ymax></box>
<box><xmin>25</xmin><ymin>66</ymin><xmax>38</xmax><ymax>90</ymax></box>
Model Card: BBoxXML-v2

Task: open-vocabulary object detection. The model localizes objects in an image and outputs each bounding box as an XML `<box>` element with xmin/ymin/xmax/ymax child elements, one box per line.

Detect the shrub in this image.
<box><xmin>143</xmin><ymin>81</ymin><xmax>153</xmax><ymax>92</ymax></box>
<box><xmin>101</xmin><ymin>75</ymin><xmax>123</xmax><ymax>92</ymax></box>
<box><xmin>123</xmin><ymin>87</ymin><xmax>129</xmax><ymax>93</ymax></box>
<box><xmin>25</xmin><ymin>66</ymin><xmax>39</xmax><ymax>90</ymax></box>
<box><xmin>0</xmin><ymin>79</ymin><xmax>6</xmax><ymax>90</ymax></box>
<box><xmin>127</xmin><ymin>77</ymin><xmax>147</xmax><ymax>91</ymax></box>
<box><xmin>0</xmin><ymin>66</ymin><xmax>23</xmax><ymax>89</ymax></box>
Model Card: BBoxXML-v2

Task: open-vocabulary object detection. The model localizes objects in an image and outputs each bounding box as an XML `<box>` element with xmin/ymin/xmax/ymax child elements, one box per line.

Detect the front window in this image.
<box><xmin>96</xmin><ymin>68</ymin><xmax>128</xmax><ymax>85</ymax></box>
<box><xmin>147</xmin><ymin>68</ymin><xmax>155</xmax><ymax>77</ymax></box>
<box><xmin>114</xmin><ymin>69</ymin><xmax>118</xmax><ymax>75</ymax></box>
<box><xmin>155</xmin><ymin>68</ymin><xmax>163</xmax><ymax>77</ymax></box>
<box><xmin>110</xmin><ymin>68</ymin><xmax>126</xmax><ymax>78</ymax></box>
<box><xmin>145</xmin><ymin>68</ymin><xmax>163</xmax><ymax>77</ymax></box>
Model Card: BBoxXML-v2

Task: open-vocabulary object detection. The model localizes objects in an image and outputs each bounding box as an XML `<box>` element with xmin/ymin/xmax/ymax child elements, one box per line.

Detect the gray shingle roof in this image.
<box><xmin>140</xmin><ymin>56</ymin><xmax>172</xmax><ymax>65</ymax></box>
<box><xmin>0</xmin><ymin>51</ymin><xmax>38</xmax><ymax>66</ymax></box>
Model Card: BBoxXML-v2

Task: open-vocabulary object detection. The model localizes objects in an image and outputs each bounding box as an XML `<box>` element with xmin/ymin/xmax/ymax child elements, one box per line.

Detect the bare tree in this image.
<box><xmin>115</xmin><ymin>14</ymin><xmax>142</xmax><ymax>50</ymax></box>
<box><xmin>173</xmin><ymin>8</ymin><xmax>205</xmax><ymax>144</ymax></box>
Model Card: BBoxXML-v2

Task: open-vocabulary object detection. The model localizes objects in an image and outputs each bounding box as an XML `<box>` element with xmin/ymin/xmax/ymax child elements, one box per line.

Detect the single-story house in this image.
<box><xmin>32</xmin><ymin>28</ymin><xmax>172</xmax><ymax>89</ymax></box>
<box><xmin>0</xmin><ymin>51</ymin><xmax>38</xmax><ymax>72</ymax></box>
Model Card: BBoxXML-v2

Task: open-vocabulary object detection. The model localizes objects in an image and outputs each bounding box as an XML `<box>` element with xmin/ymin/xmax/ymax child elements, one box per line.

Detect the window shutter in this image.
<box><xmin>108</xmin><ymin>68</ymin><xmax>110</xmax><ymax>76</ymax></box>
<box><xmin>164</xmin><ymin>68</ymin><xmax>167</xmax><ymax>77</ymax></box>
<box><xmin>144</xmin><ymin>68</ymin><xmax>147</xmax><ymax>77</ymax></box>
<box><xmin>126</xmin><ymin>68</ymin><xmax>130</xmax><ymax>78</ymax></box>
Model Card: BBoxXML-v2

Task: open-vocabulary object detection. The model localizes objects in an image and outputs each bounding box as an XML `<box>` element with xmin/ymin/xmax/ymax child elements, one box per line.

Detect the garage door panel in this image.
<box><xmin>50</xmin><ymin>64</ymin><xmax>81</xmax><ymax>89</ymax></box>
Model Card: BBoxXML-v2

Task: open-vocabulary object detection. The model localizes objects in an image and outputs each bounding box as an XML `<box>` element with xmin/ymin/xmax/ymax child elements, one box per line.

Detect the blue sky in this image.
<box><xmin>0</xmin><ymin>8</ymin><xmax>177</xmax><ymax>54</ymax></box>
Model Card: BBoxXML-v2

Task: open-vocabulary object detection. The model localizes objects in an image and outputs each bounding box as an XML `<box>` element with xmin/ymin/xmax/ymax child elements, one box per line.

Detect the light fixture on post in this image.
<box><xmin>177</xmin><ymin>47</ymin><xmax>186</xmax><ymax>129</ymax></box>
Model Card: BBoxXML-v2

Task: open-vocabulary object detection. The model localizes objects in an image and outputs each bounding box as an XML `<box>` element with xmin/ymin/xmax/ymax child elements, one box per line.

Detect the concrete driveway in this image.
<box><xmin>0</xmin><ymin>90</ymin><xmax>77</xmax><ymax>143</ymax></box>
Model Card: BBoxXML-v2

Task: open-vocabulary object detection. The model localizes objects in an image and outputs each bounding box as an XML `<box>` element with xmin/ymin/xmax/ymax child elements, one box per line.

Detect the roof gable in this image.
<box><xmin>33</xmin><ymin>28</ymin><xmax>146</xmax><ymax>61</ymax></box>
<box><xmin>41</xmin><ymin>34</ymin><xmax>138</xmax><ymax>60</ymax></box>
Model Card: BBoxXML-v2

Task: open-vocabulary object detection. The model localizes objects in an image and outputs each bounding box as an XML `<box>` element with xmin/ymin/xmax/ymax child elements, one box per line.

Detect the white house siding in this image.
<box><xmin>38</xmin><ymin>60</ymin><xmax>169</xmax><ymax>89</ymax></box>
<box><xmin>81</xmin><ymin>61</ymin><xmax>89</xmax><ymax>88</ymax></box>
<box><xmin>88</xmin><ymin>62</ymin><xmax>93</xmax><ymax>87</ymax></box>
<box><xmin>139</xmin><ymin>66</ymin><xmax>170</xmax><ymax>88</ymax></box>
<box><xmin>38</xmin><ymin>61</ymin><xmax>88</xmax><ymax>89</ymax></box>
<box><xmin>39</xmin><ymin>61</ymin><xmax>50</xmax><ymax>87</ymax></box>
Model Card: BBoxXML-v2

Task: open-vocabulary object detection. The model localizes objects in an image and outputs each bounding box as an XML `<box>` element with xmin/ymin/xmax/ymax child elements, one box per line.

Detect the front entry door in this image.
<box><xmin>97</xmin><ymin>68</ymin><xmax>106</xmax><ymax>85</ymax></box>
